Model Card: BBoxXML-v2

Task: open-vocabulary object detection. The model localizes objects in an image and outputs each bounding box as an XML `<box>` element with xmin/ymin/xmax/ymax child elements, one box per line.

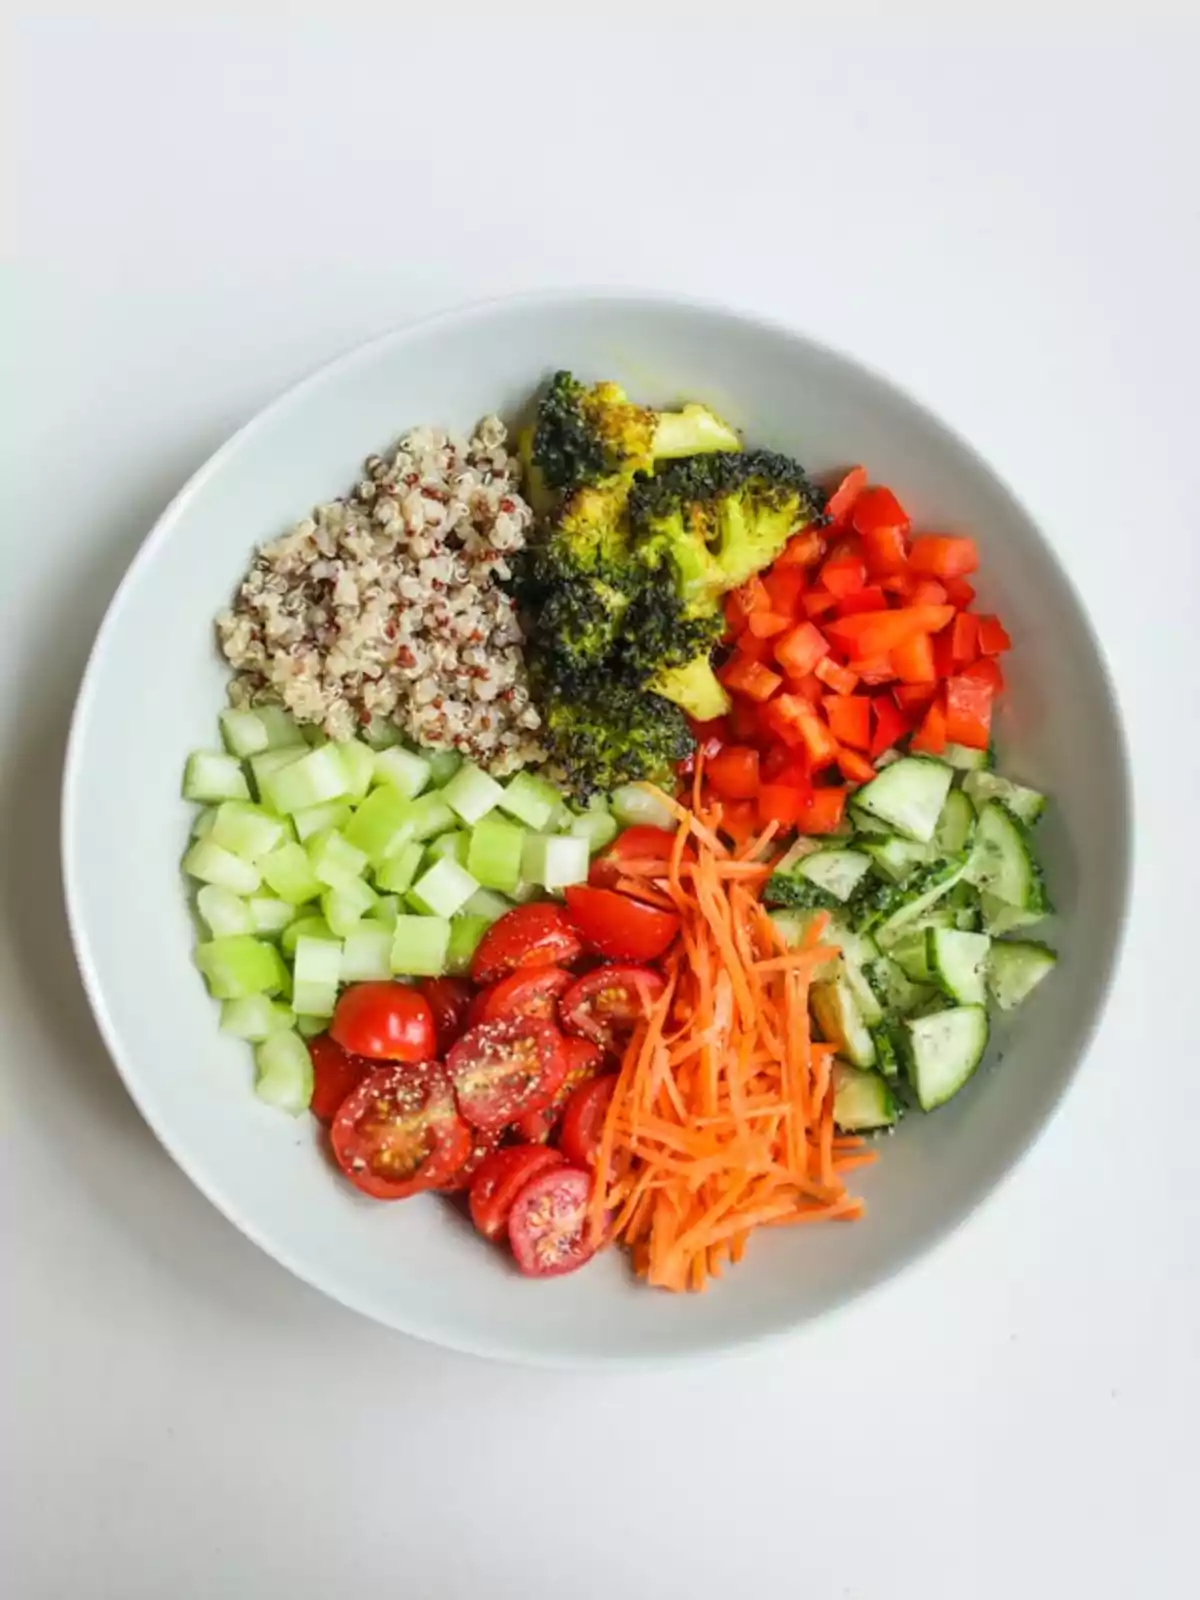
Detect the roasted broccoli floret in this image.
<box><xmin>539</xmin><ymin>681</ymin><xmax>694</xmax><ymax>798</ymax></box>
<box><xmin>527</xmin><ymin>370</ymin><xmax>740</xmax><ymax>498</ymax></box>
<box><xmin>629</xmin><ymin>449</ymin><xmax>827</xmax><ymax>604</ymax></box>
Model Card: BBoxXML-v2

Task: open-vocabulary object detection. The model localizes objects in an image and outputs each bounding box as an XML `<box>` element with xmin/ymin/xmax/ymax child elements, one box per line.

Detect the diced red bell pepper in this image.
<box><xmin>825</xmin><ymin>465</ymin><xmax>868</xmax><ymax>526</ymax></box>
<box><xmin>773</xmin><ymin>529</ymin><xmax>826</xmax><ymax>569</ymax></box>
<box><xmin>706</xmin><ymin>744</ymin><xmax>761</xmax><ymax>799</ymax></box>
<box><xmin>729</xmin><ymin>629</ymin><xmax>775</xmax><ymax>662</ymax></box>
<box><xmin>975</xmin><ymin>614</ymin><xmax>1012</xmax><ymax>655</ymax></box>
<box><xmin>745</xmin><ymin>609</ymin><xmax>792</xmax><ymax>639</ymax></box>
<box><xmin>791</xmin><ymin>702</ymin><xmax>839</xmax><ymax>768</ymax></box>
<box><xmin>759</xmin><ymin>693</ymin><xmax>809</xmax><ymax>749</ymax></box>
<box><xmin>860</xmin><ymin>523</ymin><xmax>909</xmax><ymax>577</ymax></box>
<box><xmin>728</xmin><ymin>698</ymin><xmax>763</xmax><ymax>744</ymax></box>
<box><xmin>951</xmin><ymin>611</ymin><xmax>978</xmax><ymax>665</ymax></box>
<box><xmin>762</xmin><ymin>566</ymin><xmax>807</xmax><ymax>616</ymax></box>
<box><xmin>851</xmin><ymin>485</ymin><xmax>910</xmax><ymax>538</ymax></box>
<box><xmin>721</xmin><ymin>655</ymin><xmax>782</xmax><ymax>702</ymax></box>
<box><xmin>891</xmin><ymin>632</ymin><xmax>937</xmax><ymax>684</ymax></box>
<box><xmin>836</xmin><ymin>747</ymin><xmax>877</xmax><ymax>786</ymax></box>
<box><xmin>724</xmin><ymin>577</ymin><xmax>767</xmax><ymax>634</ymax></box>
<box><xmin>909</xmin><ymin>536</ymin><xmax>979</xmax><ymax>579</ymax></box>
<box><xmin>944</xmin><ymin>673</ymin><xmax>994</xmax><ymax>750</ymax></box>
<box><xmin>794</xmin><ymin>786</ymin><xmax>848</xmax><ymax>835</ymax></box>
<box><xmin>909</xmin><ymin>578</ymin><xmax>948</xmax><ymax>607</ymax></box>
<box><xmin>825</xmin><ymin>605</ymin><xmax>955</xmax><ymax>659</ymax></box>
<box><xmin>822</xmin><ymin>694</ymin><xmax>872</xmax><ymax>752</ymax></box>
<box><xmin>784</xmin><ymin>672</ymin><xmax>825</xmax><ymax>707</ymax></box>
<box><xmin>943</xmin><ymin>577</ymin><xmax>976</xmax><ymax>607</ymax></box>
<box><xmin>893</xmin><ymin>682</ymin><xmax>938</xmax><ymax>716</ymax></box>
<box><xmin>870</xmin><ymin>695</ymin><xmax>911</xmax><ymax>759</ymax></box>
<box><xmin>688</xmin><ymin>715</ymin><xmax>730</xmax><ymax>747</ymax></box>
<box><xmin>910</xmin><ymin>694</ymin><xmax>948</xmax><ymax>755</ymax></box>
<box><xmin>802</xmin><ymin>590</ymin><xmax>841</xmax><ymax>619</ymax></box>
<box><xmin>932</xmin><ymin>628</ymin><xmax>957</xmax><ymax>680</ymax></box>
<box><xmin>757</xmin><ymin>783</ymin><xmax>811</xmax><ymax>829</ymax></box>
<box><xmin>835</xmin><ymin>585</ymin><xmax>888</xmax><ymax>617</ymax></box>
<box><xmin>761</xmin><ymin>744</ymin><xmax>807</xmax><ymax>783</ymax></box>
<box><xmin>854</xmin><ymin>655</ymin><xmax>898</xmax><ymax>686</ymax></box>
<box><xmin>717</xmin><ymin>798</ymin><xmax>758</xmax><ymax>846</ymax></box>
<box><xmin>774</xmin><ymin>621</ymin><xmax>830</xmax><ymax>679</ymax></box>
<box><xmin>819</xmin><ymin>552</ymin><xmax>867</xmax><ymax>598</ymax></box>
<box><xmin>814</xmin><ymin>656</ymin><xmax>860</xmax><ymax>695</ymax></box>
<box><xmin>962</xmin><ymin>656</ymin><xmax>1005</xmax><ymax>694</ymax></box>
<box><xmin>880</xmin><ymin>569</ymin><xmax>917</xmax><ymax>600</ymax></box>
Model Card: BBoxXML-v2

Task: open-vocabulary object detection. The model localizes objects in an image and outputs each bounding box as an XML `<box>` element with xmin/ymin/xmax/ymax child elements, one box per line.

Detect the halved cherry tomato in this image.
<box><xmin>563</xmin><ymin>887</ymin><xmax>680</xmax><ymax>963</ymax></box>
<box><xmin>706</xmin><ymin>744</ymin><xmax>760</xmax><ymax>801</ymax></box>
<box><xmin>589</xmin><ymin>825</ymin><xmax>678</xmax><ymax>888</ymax></box>
<box><xmin>468</xmin><ymin>1144</ymin><xmax>566</xmax><ymax>1240</ymax></box>
<box><xmin>469</xmin><ymin>903</ymin><xmax>583</xmax><ymax>986</ymax></box>
<box><xmin>513</xmin><ymin>1037</ymin><xmax>605</xmax><ymax>1143</ymax></box>
<box><xmin>307</xmin><ymin>1033</ymin><xmax>372</xmax><ymax>1125</ymax></box>
<box><xmin>560</xmin><ymin>964</ymin><xmax>665</xmax><ymax>1053</ymax></box>
<box><xmin>446</xmin><ymin>1017</ymin><xmax>567</xmax><ymax>1130</ymax></box>
<box><xmin>417</xmin><ymin>977</ymin><xmax>474</xmax><ymax>1056</ymax></box>
<box><xmin>508</xmin><ymin>1164</ymin><xmax>597</xmax><ymax>1278</ymax></box>
<box><xmin>436</xmin><ymin>1125</ymin><xmax>501</xmax><ymax>1192</ymax></box>
<box><xmin>476</xmin><ymin>965</ymin><xmax>573</xmax><ymax>1025</ymax></box>
<box><xmin>329</xmin><ymin>982</ymin><xmax>435</xmax><ymax>1063</ymax></box>
<box><xmin>558</xmin><ymin>1074</ymin><xmax>618</xmax><ymax>1169</ymax></box>
<box><xmin>330</xmin><ymin>1064</ymin><xmax>471</xmax><ymax>1200</ymax></box>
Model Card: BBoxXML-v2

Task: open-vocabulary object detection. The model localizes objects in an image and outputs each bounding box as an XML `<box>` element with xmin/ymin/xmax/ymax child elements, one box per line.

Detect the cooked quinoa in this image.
<box><xmin>216</xmin><ymin>417</ymin><xmax>545</xmax><ymax>775</ymax></box>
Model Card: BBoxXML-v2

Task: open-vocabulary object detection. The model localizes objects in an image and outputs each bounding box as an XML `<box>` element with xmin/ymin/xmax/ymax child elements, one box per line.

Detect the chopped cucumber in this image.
<box><xmin>427</xmin><ymin>830</ymin><xmax>470</xmax><ymax>867</ymax></box>
<box><xmin>196</xmin><ymin>883</ymin><xmax>253</xmax><ymax>938</ymax></box>
<box><xmin>852</xmin><ymin>756</ymin><xmax>955</xmax><ymax>843</ymax></box>
<box><xmin>891</xmin><ymin>932</ymin><xmax>935</xmax><ymax>983</ymax></box>
<box><xmin>846</xmin><ymin>806</ymin><xmax>893</xmax><ymax>837</ymax></box>
<box><xmin>220</xmin><ymin>994</ymin><xmax>295</xmax><ymax>1041</ymax></box>
<box><xmin>442</xmin><ymin>761</ymin><xmax>505</xmax><ymax>825</ymax></box>
<box><xmin>964</xmin><ymin>802</ymin><xmax>1049</xmax><ymax>912</ymax></box>
<box><xmin>280</xmin><ymin>915</ymin><xmax>334</xmax><ymax>957</ymax></box>
<box><xmin>247</xmin><ymin>896</ymin><xmax>296</xmax><ymax>937</ymax></box>
<box><xmin>464</xmin><ymin>887</ymin><xmax>513</xmax><ymax>924</ymax></box>
<box><xmin>292</xmin><ymin>935</ymin><xmax>343</xmax><ymax>1017</ymax></box>
<box><xmin>409</xmin><ymin>857</ymin><xmax>479</xmax><ymax>918</ymax></box>
<box><xmin>183</xmin><ymin>750</ymin><xmax>251</xmax><ymax>804</ymax></box>
<box><xmin>372</xmin><ymin>744</ymin><xmax>432</xmax><ymax>799</ymax></box>
<box><xmin>947</xmin><ymin>882</ymin><xmax>982</xmax><ymax>931</ymax></box>
<box><xmin>340</xmin><ymin>923</ymin><xmax>394</xmax><ymax>982</ymax></box>
<box><xmin>775</xmin><ymin>835</ymin><xmax>826</xmax><ymax>871</ymax></box>
<box><xmin>865</xmin><ymin>954</ymin><xmax>933</xmax><ymax>1018</ymax></box>
<box><xmin>860</xmin><ymin>835</ymin><xmax>931</xmax><ymax>884</ymax></box>
<box><xmin>321</xmin><ymin>878</ymin><xmax>377</xmax><ymax>936</ymax></box>
<box><xmin>306</xmin><ymin>828</ymin><xmax>369</xmax><ymax>890</ymax></box>
<box><xmin>810</xmin><ymin>975</ymin><xmax>876</xmax><ymax>1068</ymax></box>
<box><xmin>209</xmin><ymin>800</ymin><xmax>286</xmax><ymax>862</ymax></box>
<box><xmin>248</xmin><ymin>744</ymin><xmax>307</xmax><ymax>798</ymax></box>
<box><xmin>183</xmin><ymin>839</ymin><xmax>262</xmax><ymax>896</ymax></box>
<box><xmin>963</xmin><ymin>769</ymin><xmax>1046</xmax><ymax>826</ymax></box>
<box><xmin>499</xmin><ymin>771</ymin><xmax>562</xmax><ymax>830</ymax></box>
<box><xmin>260</xmin><ymin>745</ymin><xmax>350</xmax><ymax>814</ymax></box>
<box><xmin>195</xmin><ymin>935</ymin><xmax>287</xmax><ymax>1000</ymax></box>
<box><xmin>427</xmin><ymin>749</ymin><xmax>463</xmax><ymax>785</ymax></box>
<box><xmin>903</xmin><ymin>1005</ymin><xmax>989</xmax><ymax>1110</ymax></box>
<box><xmin>871</xmin><ymin>858</ymin><xmax>967</xmax><ymax>949</ymax></box>
<box><xmin>254</xmin><ymin>1030</ymin><xmax>314</xmax><ymax>1115</ymax></box>
<box><xmin>371</xmin><ymin>895</ymin><xmax>400</xmax><ymax>927</ymax></box>
<box><xmin>570</xmin><ymin>809</ymin><xmax>619</xmax><ymax>854</ymax></box>
<box><xmin>295</xmin><ymin>1014</ymin><xmax>326</xmax><ymax>1039</ymax></box>
<box><xmin>467</xmin><ymin>812</ymin><xmax>526</xmax><ymax>894</ymax></box>
<box><xmin>405</xmin><ymin>791</ymin><xmax>456</xmax><ymax>841</ymax></box>
<box><xmin>942</xmin><ymin>741</ymin><xmax>993</xmax><ymax>772</ymax></box>
<box><xmin>987</xmin><ymin>940</ymin><xmax>1058</xmax><ymax>1011</ymax></box>
<box><xmin>522</xmin><ymin>833</ymin><xmax>590</xmax><ymax>891</ymax></box>
<box><xmin>257</xmin><ymin>841</ymin><xmax>322</xmax><ymax>906</ymax></box>
<box><xmin>926</xmin><ymin>928</ymin><xmax>991</xmax><ymax>1005</ymax></box>
<box><xmin>799</xmin><ymin>848</ymin><xmax>872</xmax><ymax>903</ymax></box>
<box><xmin>219</xmin><ymin>705</ymin><xmax>300</xmax><ymax>758</ymax></box>
<box><xmin>190</xmin><ymin>806</ymin><xmax>218</xmax><ymax>840</ymax></box>
<box><xmin>390</xmin><ymin>915</ymin><xmax>451</xmax><ymax>977</ymax></box>
<box><xmin>336</xmin><ymin>740</ymin><xmax>375</xmax><ymax>801</ymax></box>
<box><xmin>832</xmin><ymin>1064</ymin><xmax>898</xmax><ymax>1130</ymax></box>
<box><xmin>610</xmin><ymin>784</ymin><xmax>677</xmax><ymax>830</ymax></box>
<box><xmin>933</xmin><ymin>789</ymin><xmax>975</xmax><ymax>856</ymax></box>
<box><xmin>373</xmin><ymin>839</ymin><xmax>425</xmax><ymax>895</ymax></box>
<box><xmin>446</xmin><ymin>914</ymin><xmax>491</xmax><ymax>976</ymax></box>
<box><xmin>870</xmin><ymin>1026</ymin><xmax>902</xmax><ymax>1080</ymax></box>
<box><xmin>979</xmin><ymin>892</ymin><xmax>1046</xmax><ymax>936</ymax></box>
<box><xmin>292</xmin><ymin>800</ymin><xmax>354</xmax><ymax>842</ymax></box>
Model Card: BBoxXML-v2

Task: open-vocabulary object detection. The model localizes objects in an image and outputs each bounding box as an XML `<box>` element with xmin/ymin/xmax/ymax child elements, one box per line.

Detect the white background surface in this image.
<box><xmin>5</xmin><ymin>7</ymin><xmax>1199</xmax><ymax>1597</ymax></box>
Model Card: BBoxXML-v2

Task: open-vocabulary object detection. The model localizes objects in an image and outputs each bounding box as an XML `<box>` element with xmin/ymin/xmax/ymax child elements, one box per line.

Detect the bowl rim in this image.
<box><xmin>60</xmin><ymin>286</ymin><xmax>1134</xmax><ymax>1366</ymax></box>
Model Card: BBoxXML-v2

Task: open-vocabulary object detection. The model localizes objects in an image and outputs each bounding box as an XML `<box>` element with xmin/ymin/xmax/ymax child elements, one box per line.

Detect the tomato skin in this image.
<box><xmin>559</xmin><ymin>964</ymin><xmax>666</xmax><ymax>1053</ymax></box>
<box><xmin>329</xmin><ymin>982</ymin><xmax>436</xmax><ymax>1064</ymax></box>
<box><xmin>307</xmin><ymin>1033</ymin><xmax>373</xmax><ymax>1125</ymax></box>
<box><xmin>513</xmin><ymin>1037</ymin><xmax>605</xmax><ymax>1143</ymax></box>
<box><xmin>588</xmin><ymin>826</ymin><xmax>678</xmax><ymax>888</ymax></box>
<box><xmin>446</xmin><ymin>1017</ymin><xmax>568</xmax><ymax>1131</ymax></box>
<box><xmin>558</xmin><ymin>1073</ymin><xmax>618</xmax><ymax>1169</ymax></box>
<box><xmin>476</xmin><ymin>966</ymin><xmax>573</xmax><ymax>1026</ymax></box>
<box><xmin>468</xmin><ymin>1144</ymin><xmax>566</xmax><ymax>1240</ymax></box>
<box><xmin>436</xmin><ymin>1125</ymin><xmax>501</xmax><ymax>1193</ymax></box>
<box><xmin>417</xmin><ymin>977</ymin><xmax>474</xmax><ymax>1056</ymax></box>
<box><xmin>330</xmin><ymin>1064</ymin><xmax>471</xmax><ymax>1200</ymax></box>
<box><xmin>508</xmin><ymin>1165</ymin><xmax>597</xmax><ymax>1278</ymax></box>
<box><xmin>563</xmin><ymin>887</ymin><xmax>680</xmax><ymax>963</ymax></box>
<box><xmin>469</xmin><ymin>904</ymin><xmax>584</xmax><ymax>986</ymax></box>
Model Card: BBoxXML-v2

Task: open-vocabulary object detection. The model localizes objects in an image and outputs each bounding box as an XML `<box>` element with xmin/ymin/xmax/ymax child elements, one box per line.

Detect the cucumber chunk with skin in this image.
<box><xmin>852</xmin><ymin>757</ymin><xmax>955</xmax><ymax>844</ymax></box>
<box><xmin>987</xmin><ymin>940</ymin><xmax>1058</xmax><ymax>1010</ymax></box>
<box><xmin>903</xmin><ymin>1005</ymin><xmax>990</xmax><ymax>1110</ymax></box>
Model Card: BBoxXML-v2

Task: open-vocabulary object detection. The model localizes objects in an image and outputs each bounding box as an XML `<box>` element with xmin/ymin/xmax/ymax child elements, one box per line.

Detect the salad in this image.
<box><xmin>180</xmin><ymin>373</ymin><xmax>1058</xmax><ymax>1289</ymax></box>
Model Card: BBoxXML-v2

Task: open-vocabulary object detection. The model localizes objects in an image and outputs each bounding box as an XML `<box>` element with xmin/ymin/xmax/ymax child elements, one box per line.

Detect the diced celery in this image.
<box><xmin>428</xmin><ymin>749</ymin><xmax>463</xmax><ymax>785</ymax></box>
<box><xmin>426</xmin><ymin>830</ymin><xmax>470</xmax><ymax>867</ymax></box>
<box><xmin>336</xmin><ymin>739</ymin><xmax>376</xmax><ymax>800</ymax></box>
<box><xmin>373</xmin><ymin>839</ymin><xmax>425</xmax><ymax>894</ymax></box>
<box><xmin>183</xmin><ymin>751</ymin><xmax>251</xmax><ymax>803</ymax></box>
<box><xmin>292</xmin><ymin>935</ymin><xmax>343</xmax><ymax>1016</ymax></box>
<box><xmin>321</xmin><ymin>878</ymin><xmax>377</xmax><ymax>937</ymax></box>
<box><xmin>195</xmin><ymin>936</ymin><xmax>287</xmax><ymax>1000</ymax></box>
<box><xmin>510</xmin><ymin>880</ymin><xmax>541</xmax><ymax>904</ymax></box>
<box><xmin>183</xmin><ymin>840</ymin><xmax>262</xmax><ymax>896</ymax></box>
<box><xmin>406</xmin><ymin>791</ymin><xmax>455</xmax><ymax>841</ymax></box>
<box><xmin>248</xmin><ymin>745</ymin><xmax>308</xmax><ymax>798</ymax></box>
<box><xmin>390</xmin><ymin>915</ymin><xmax>451</xmax><ymax>977</ymax></box>
<box><xmin>446</xmin><ymin>915</ymin><xmax>490</xmax><ymax>975</ymax></box>
<box><xmin>247</xmin><ymin>896</ymin><xmax>296</xmax><ymax>937</ymax></box>
<box><xmin>409</xmin><ymin>857</ymin><xmax>479</xmax><ymax>918</ymax></box>
<box><xmin>220</xmin><ymin>705</ymin><xmax>300</xmax><ymax>757</ymax></box>
<box><xmin>260</xmin><ymin>745</ymin><xmax>351</xmax><ymax>814</ymax></box>
<box><xmin>209</xmin><ymin>800</ymin><xmax>286</xmax><ymax>862</ymax></box>
<box><xmin>220</xmin><ymin>994</ymin><xmax>295</xmax><ymax>1041</ymax></box>
<box><xmin>442</xmin><ymin>761</ymin><xmax>504</xmax><ymax>825</ymax></box>
<box><xmin>372</xmin><ymin>895</ymin><xmax>400</xmax><ymax>927</ymax></box>
<box><xmin>466</xmin><ymin>812</ymin><xmax>525</xmax><ymax>893</ymax></box>
<box><xmin>373</xmin><ymin>745</ymin><xmax>432</xmax><ymax>799</ymax></box>
<box><xmin>362</xmin><ymin>716</ymin><xmax>403</xmax><ymax>750</ymax></box>
<box><xmin>570</xmin><ymin>810</ymin><xmax>619</xmax><ymax>854</ymax></box>
<box><xmin>306</xmin><ymin>828</ymin><xmax>369</xmax><ymax>890</ymax></box>
<box><xmin>610</xmin><ymin>784</ymin><xmax>677</xmax><ymax>830</ymax></box>
<box><xmin>254</xmin><ymin>1031</ymin><xmax>314</xmax><ymax>1115</ymax></box>
<box><xmin>521</xmin><ymin>833</ymin><xmax>590</xmax><ymax>891</ymax></box>
<box><xmin>464</xmin><ymin>887</ymin><xmax>512</xmax><ymax>923</ymax></box>
<box><xmin>196</xmin><ymin>884</ymin><xmax>253</xmax><ymax>937</ymax></box>
<box><xmin>296</xmin><ymin>1013</ymin><xmax>326</xmax><ymax>1038</ymax></box>
<box><xmin>292</xmin><ymin>800</ymin><xmax>353</xmax><ymax>842</ymax></box>
<box><xmin>341</xmin><ymin>924</ymin><xmax>393</xmax><ymax>982</ymax></box>
<box><xmin>343</xmin><ymin>786</ymin><xmax>415</xmax><ymax>865</ymax></box>
<box><xmin>499</xmin><ymin>771</ymin><xmax>562</xmax><ymax>830</ymax></box>
<box><xmin>191</xmin><ymin>806</ymin><xmax>217</xmax><ymax>839</ymax></box>
<box><xmin>258</xmin><ymin>841</ymin><xmax>322</xmax><ymax>905</ymax></box>
<box><xmin>281</xmin><ymin>915</ymin><xmax>334</xmax><ymax>957</ymax></box>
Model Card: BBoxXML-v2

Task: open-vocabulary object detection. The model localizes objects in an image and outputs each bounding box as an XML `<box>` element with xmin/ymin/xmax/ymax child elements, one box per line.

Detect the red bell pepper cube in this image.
<box><xmin>774</xmin><ymin>529</ymin><xmax>826</xmax><ymax>569</ymax></box>
<box><xmin>975</xmin><ymin>614</ymin><xmax>1012</xmax><ymax>655</ymax></box>
<box><xmin>909</xmin><ymin>536</ymin><xmax>979</xmax><ymax>579</ymax></box>
<box><xmin>814</xmin><ymin>656</ymin><xmax>859</xmax><ymax>695</ymax></box>
<box><xmin>893</xmin><ymin>683</ymin><xmax>938</xmax><ymax>716</ymax></box>
<box><xmin>962</xmin><ymin>656</ymin><xmax>1005</xmax><ymax>694</ymax></box>
<box><xmin>802</xmin><ymin>589</ymin><xmax>840</xmax><ymax>619</ymax></box>
<box><xmin>774</xmin><ymin>621</ymin><xmax>830</xmax><ymax>679</ymax></box>
<box><xmin>706</xmin><ymin>744</ymin><xmax>761</xmax><ymax>800</ymax></box>
<box><xmin>910</xmin><ymin>694</ymin><xmax>948</xmax><ymax>755</ymax></box>
<box><xmin>795</xmin><ymin>786</ymin><xmax>848</xmax><ymax>835</ymax></box>
<box><xmin>860</xmin><ymin>524</ymin><xmax>909</xmax><ymax>577</ymax></box>
<box><xmin>943</xmin><ymin>577</ymin><xmax>976</xmax><ymax>607</ymax></box>
<box><xmin>854</xmin><ymin>655</ymin><xmax>899</xmax><ymax>686</ymax></box>
<box><xmin>759</xmin><ymin>693</ymin><xmax>810</xmax><ymax>748</ymax></box>
<box><xmin>762</xmin><ymin>566</ymin><xmax>807</xmax><ymax>616</ymax></box>
<box><xmin>728</xmin><ymin>698</ymin><xmax>763</xmax><ymax>744</ymax></box>
<box><xmin>870</xmin><ymin>695</ymin><xmax>911</xmax><ymax>759</ymax></box>
<box><xmin>744</xmin><ymin>609</ymin><xmax>792</xmax><ymax>639</ymax></box>
<box><xmin>784</xmin><ymin>672</ymin><xmax>825</xmax><ymax>707</ymax></box>
<box><xmin>717</xmin><ymin>798</ymin><xmax>758</xmax><ymax>846</ymax></box>
<box><xmin>824</xmin><ymin>604</ymin><xmax>955</xmax><ymax>659</ymax></box>
<box><xmin>951</xmin><ymin>611</ymin><xmax>979</xmax><ymax>665</ymax></box>
<box><xmin>880</xmin><ymin>569</ymin><xmax>917</xmax><ymax>600</ymax></box>
<box><xmin>944</xmin><ymin>673</ymin><xmax>994</xmax><ymax>749</ymax></box>
<box><xmin>891</xmin><ymin>632</ymin><xmax>937</xmax><ymax>684</ymax></box>
<box><xmin>836</xmin><ymin>747</ymin><xmax>877</xmax><ymax>786</ymax></box>
<box><xmin>851</xmin><ymin>485</ymin><xmax>910</xmax><ymax>538</ymax></box>
<box><xmin>757</xmin><ymin>783</ymin><xmax>810</xmax><ymax>829</ymax></box>
<box><xmin>721</xmin><ymin>654</ymin><xmax>782</xmax><ymax>702</ymax></box>
<box><xmin>792</xmin><ymin>703</ymin><xmax>839</xmax><ymax>769</ymax></box>
<box><xmin>909</xmin><ymin>579</ymin><xmax>948</xmax><ymax>607</ymax></box>
<box><xmin>822</xmin><ymin>694</ymin><xmax>872</xmax><ymax>752</ymax></box>
<box><xmin>825</xmin><ymin>465</ymin><xmax>868</xmax><ymax>526</ymax></box>
<box><xmin>819</xmin><ymin>552</ymin><xmax>868</xmax><ymax>598</ymax></box>
<box><xmin>835</xmin><ymin>585</ymin><xmax>888</xmax><ymax>617</ymax></box>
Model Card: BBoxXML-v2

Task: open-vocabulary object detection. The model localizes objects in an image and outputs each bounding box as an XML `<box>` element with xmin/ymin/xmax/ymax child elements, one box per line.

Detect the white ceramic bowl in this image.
<box><xmin>63</xmin><ymin>292</ymin><xmax>1130</xmax><ymax>1364</ymax></box>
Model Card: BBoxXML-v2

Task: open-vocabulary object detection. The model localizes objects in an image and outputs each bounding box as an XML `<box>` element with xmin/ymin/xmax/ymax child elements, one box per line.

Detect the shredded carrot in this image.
<box><xmin>590</xmin><ymin>789</ymin><xmax>868</xmax><ymax>1291</ymax></box>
